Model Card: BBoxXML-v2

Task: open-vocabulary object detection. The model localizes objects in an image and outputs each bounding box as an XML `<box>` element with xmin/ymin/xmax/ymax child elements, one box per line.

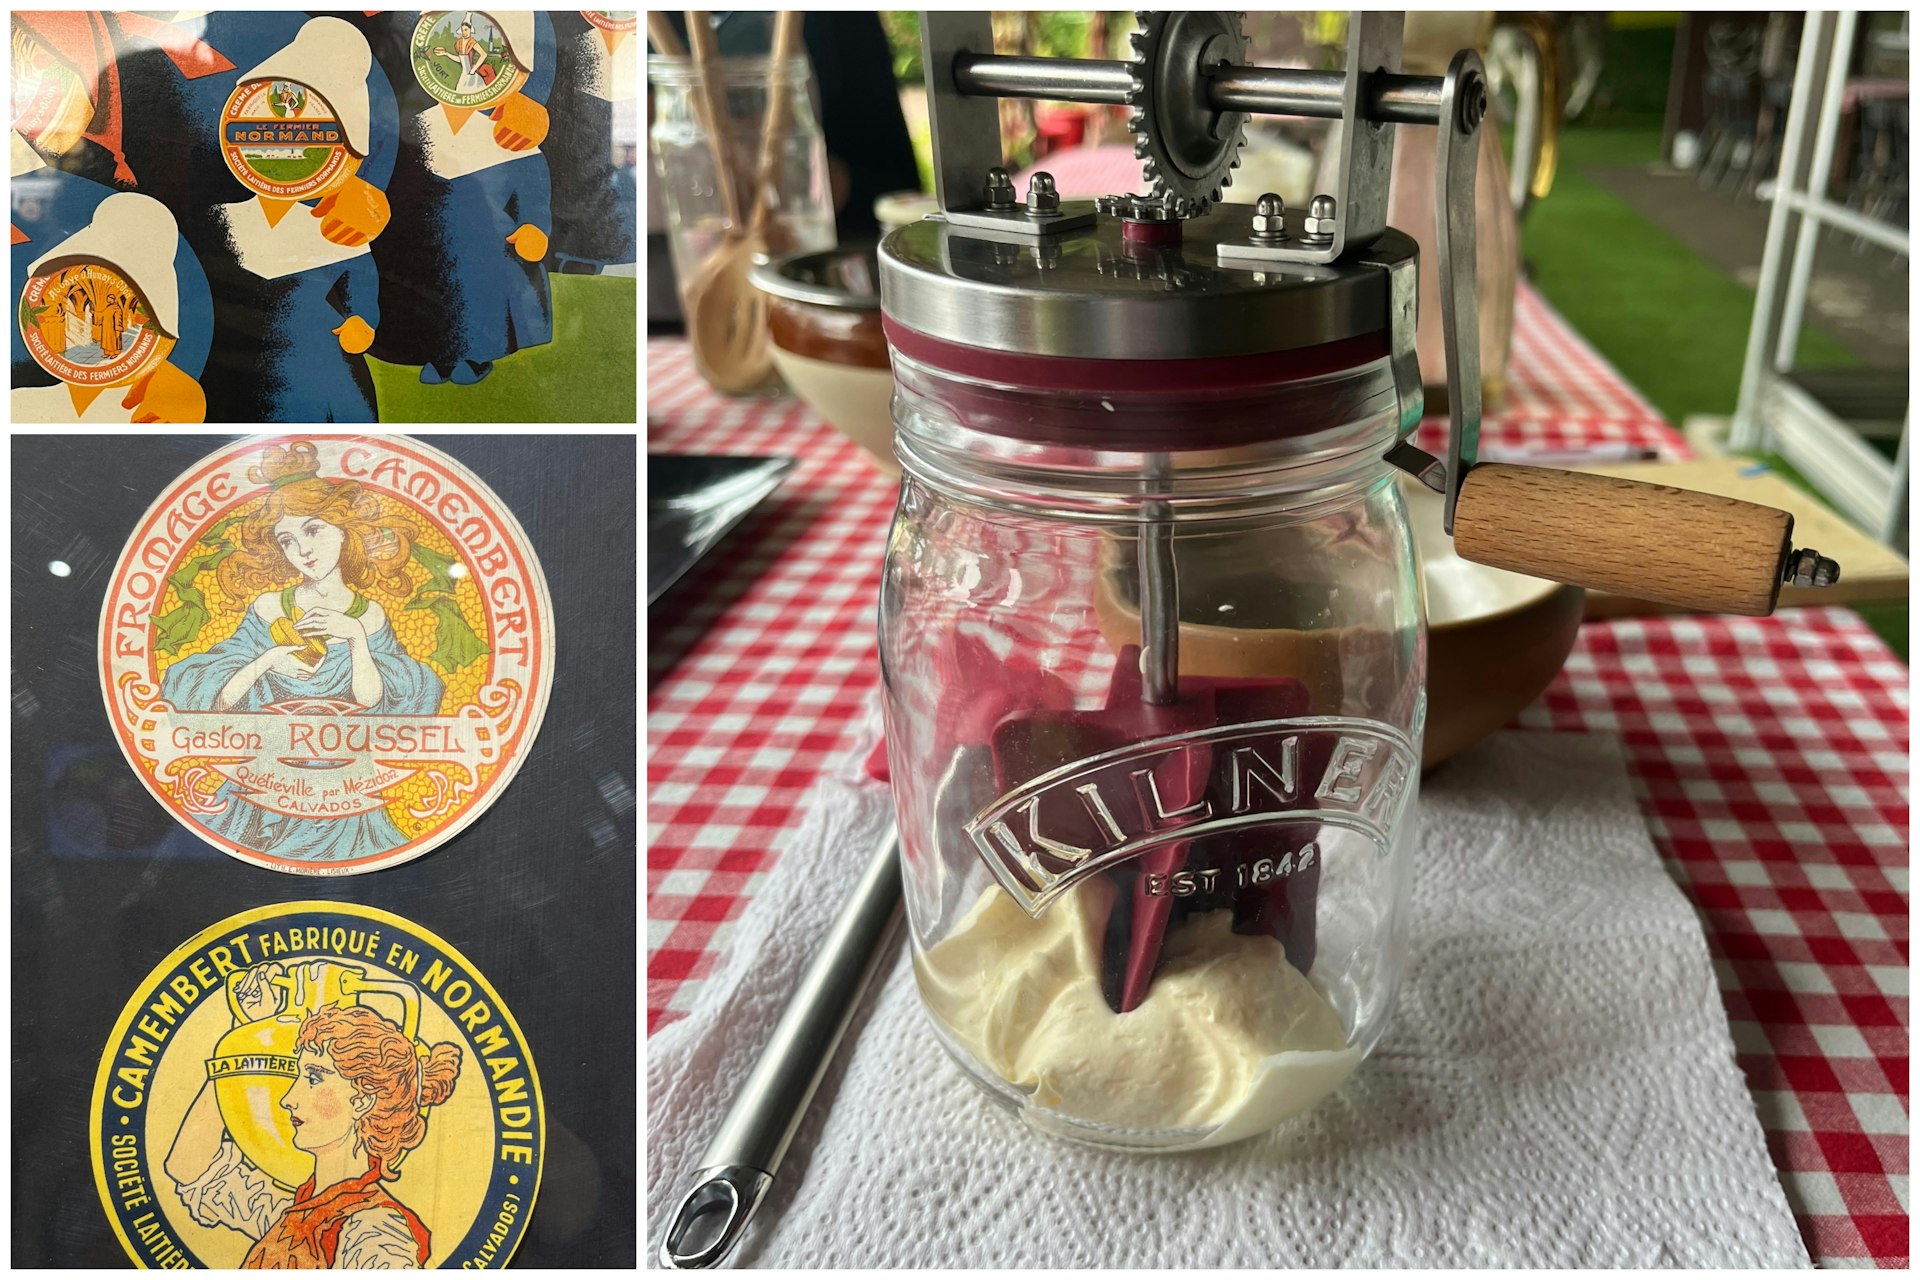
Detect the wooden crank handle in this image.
<box><xmin>1451</xmin><ymin>463</ymin><xmax>1795</xmax><ymax>617</ymax></box>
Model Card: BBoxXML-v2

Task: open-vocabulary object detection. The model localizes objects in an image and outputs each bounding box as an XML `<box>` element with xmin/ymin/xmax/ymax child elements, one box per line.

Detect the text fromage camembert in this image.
<box><xmin>915</xmin><ymin>877</ymin><xmax>1364</xmax><ymax>1149</ymax></box>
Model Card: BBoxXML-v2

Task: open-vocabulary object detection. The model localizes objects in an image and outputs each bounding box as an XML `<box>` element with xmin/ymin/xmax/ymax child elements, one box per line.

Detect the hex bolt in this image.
<box><xmin>984</xmin><ymin>166</ymin><xmax>1016</xmax><ymax>210</ymax></box>
<box><xmin>1783</xmin><ymin>547</ymin><xmax>1841</xmax><ymax>589</ymax></box>
<box><xmin>1026</xmin><ymin>171</ymin><xmax>1060</xmax><ymax>215</ymax></box>
<box><xmin>1301</xmin><ymin>193</ymin><xmax>1337</xmax><ymax>245</ymax></box>
<box><xmin>1250</xmin><ymin>192</ymin><xmax>1287</xmax><ymax>241</ymax></box>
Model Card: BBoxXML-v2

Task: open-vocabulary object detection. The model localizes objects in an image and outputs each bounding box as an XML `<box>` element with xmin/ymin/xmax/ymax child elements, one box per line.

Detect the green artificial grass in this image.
<box><xmin>1849</xmin><ymin>598</ymin><xmax>1909</xmax><ymax>663</ymax></box>
<box><xmin>1522</xmin><ymin>127</ymin><xmax>1904</xmax><ymax>660</ymax></box>
<box><xmin>367</xmin><ymin>272</ymin><xmax>636</xmax><ymax>422</ymax></box>
<box><xmin>1521</xmin><ymin>127</ymin><xmax>1860</xmax><ymax>427</ymax></box>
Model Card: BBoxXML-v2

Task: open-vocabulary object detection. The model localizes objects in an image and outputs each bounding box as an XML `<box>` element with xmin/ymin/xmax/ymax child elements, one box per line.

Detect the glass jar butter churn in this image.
<box><xmin>875</xmin><ymin>11</ymin><xmax>1833</xmax><ymax>1152</ymax></box>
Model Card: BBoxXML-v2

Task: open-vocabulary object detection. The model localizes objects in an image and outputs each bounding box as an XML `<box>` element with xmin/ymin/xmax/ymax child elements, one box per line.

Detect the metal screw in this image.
<box><xmin>1301</xmin><ymin>194</ymin><xmax>1337</xmax><ymax>245</ymax></box>
<box><xmin>984</xmin><ymin>166</ymin><xmax>1015</xmax><ymax>210</ymax></box>
<box><xmin>1026</xmin><ymin>172</ymin><xmax>1059</xmax><ymax>215</ymax></box>
<box><xmin>1250</xmin><ymin>192</ymin><xmax>1287</xmax><ymax>241</ymax></box>
<box><xmin>1783</xmin><ymin>547</ymin><xmax>1841</xmax><ymax>589</ymax></box>
<box><xmin>1459</xmin><ymin>73</ymin><xmax>1488</xmax><ymax>132</ymax></box>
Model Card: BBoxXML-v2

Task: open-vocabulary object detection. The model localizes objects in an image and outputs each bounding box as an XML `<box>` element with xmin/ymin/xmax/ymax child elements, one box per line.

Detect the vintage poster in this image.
<box><xmin>11</xmin><ymin>10</ymin><xmax>637</xmax><ymax>422</ymax></box>
<box><xmin>99</xmin><ymin>435</ymin><xmax>555</xmax><ymax>874</ymax></box>
<box><xmin>90</xmin><ymin>902</ymin><xmax>544</xmax><ymax>1268</ymax></box>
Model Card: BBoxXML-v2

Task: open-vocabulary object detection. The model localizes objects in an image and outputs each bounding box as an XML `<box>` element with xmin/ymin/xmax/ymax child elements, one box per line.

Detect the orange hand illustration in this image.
<box><xmin>333</xmin><ymin>315</ymin><xmax>376</xmax><ymax>354</ymax></box>
<box><xmin>490</xmin><ymin>93</ymin><xmax>549</xmax><ymax>152</ymax></box>
<box><xmin>312</xmin><ymin>177</ymin><xmax>390</xmax><ymax>247</ymax></box>
<box><xmin>506</xmin><ymin>223</ymin><xmax>549</xmax><ymax>262</ymax></box>
<box><xmin>122</xmin><ymin>360</ymin><xmax>206</xmax><ymax>424</ymax></box>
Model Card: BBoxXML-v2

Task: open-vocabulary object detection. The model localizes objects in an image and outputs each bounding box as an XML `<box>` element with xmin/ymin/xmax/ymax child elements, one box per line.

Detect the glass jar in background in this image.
<box><xmin>648</xmin><ymin>54</ymin><xmax>836</xmax><ymax>393</ymax></box>
<box><xmin>875</xmin><ymin>215</ymin><xmax>1430</xmax><ymax>1151</ymax></box>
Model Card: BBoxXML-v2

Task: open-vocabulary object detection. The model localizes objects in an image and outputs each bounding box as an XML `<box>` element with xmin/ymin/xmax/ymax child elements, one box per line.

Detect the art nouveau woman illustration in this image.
<box><xmin>158</xmin><ymin>442</ymin><xmax>443</xmax><ymax>860</ymax></box>
<box><xmin>164</xmin><ymin>962</ymin><xmax>462</xmax><ymax>1268</ymax></box>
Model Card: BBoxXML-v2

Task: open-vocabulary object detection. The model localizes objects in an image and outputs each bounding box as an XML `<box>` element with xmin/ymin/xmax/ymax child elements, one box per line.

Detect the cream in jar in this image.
<box><xmin>915</xmin><ymin>877</ymin><xmax>1362</xmax><ymax>1148</ymax></box>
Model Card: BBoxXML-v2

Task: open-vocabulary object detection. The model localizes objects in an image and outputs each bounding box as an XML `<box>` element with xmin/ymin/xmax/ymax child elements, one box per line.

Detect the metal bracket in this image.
<box><xmin>923</xmin><ymin>12</ymin><xmax>1099</xmax><ymax>239</ymax></box>
<box><xmin>922</xmin><ymin>12</ymin><xmax>1010</xmax><ymax>217</ymax></box>
<box><xmin>941</xmin><ymin>205</ymin><xmax>1098</xmax><ymax>238</ymax></box>
<box><xmin>1210</xmin><ymin>11</ymin><xmax>1403</xmax><ymax>266</ymax></box>
<box><xmin>1356</xmin><ymin>242</ymin><xmax>1424</xmax><ymax>437</ymax></box>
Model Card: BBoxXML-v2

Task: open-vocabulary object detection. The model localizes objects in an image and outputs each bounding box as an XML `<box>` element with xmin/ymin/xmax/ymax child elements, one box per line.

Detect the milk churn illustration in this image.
<box><xmin>208</xmin><ymin>961</ymin><xmax>424</xmax><ymax>1189</ymax></box>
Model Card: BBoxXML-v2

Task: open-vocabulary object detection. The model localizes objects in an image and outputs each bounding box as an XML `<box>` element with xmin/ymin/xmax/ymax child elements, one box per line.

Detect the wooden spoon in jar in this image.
<box><xmin>683</xmin><ymin>11</ymin><xmax>803</xmax><ymax>395</ymax></box>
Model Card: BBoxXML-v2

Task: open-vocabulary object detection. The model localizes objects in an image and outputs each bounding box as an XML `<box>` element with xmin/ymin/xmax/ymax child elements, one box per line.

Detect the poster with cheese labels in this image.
<box><xmin>10</xmin><ymin>10</ymin><xmax>636</xmax><ymax>422</ymax></box>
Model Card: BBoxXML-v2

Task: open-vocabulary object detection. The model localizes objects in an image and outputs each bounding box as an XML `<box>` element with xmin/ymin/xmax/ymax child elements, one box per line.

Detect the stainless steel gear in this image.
<box><xmin>1124</xmin><ymin>11</ymin><xmax>1251</xmax><ymax>219</ymax></box>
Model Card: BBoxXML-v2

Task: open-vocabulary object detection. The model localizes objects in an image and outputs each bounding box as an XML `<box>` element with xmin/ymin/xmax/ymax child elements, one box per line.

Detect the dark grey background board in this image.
<box><xmin>11</xmin><ymin>434</ymin><xmax>637</xmax><ymax>1268</ymax></box>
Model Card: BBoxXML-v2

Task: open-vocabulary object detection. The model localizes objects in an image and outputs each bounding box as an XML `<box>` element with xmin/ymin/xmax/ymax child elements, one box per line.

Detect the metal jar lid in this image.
<box><xmin>877</xmin><ymin>207</ymin><xmax>1415</xmax><ymax>362</ymax></box>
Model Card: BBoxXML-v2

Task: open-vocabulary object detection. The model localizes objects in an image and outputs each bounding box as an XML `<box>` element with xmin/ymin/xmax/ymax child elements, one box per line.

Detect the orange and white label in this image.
<box><xmin>99</xmin><ymin>436</ymin><xmax>554</xmax><ymax>876</ymax></box>
<box><xmin>18</xmin><ymin>259</ymin><xmax>163</xmax><ymax>386</ymax></box>
<box><xmin>220</xmin><ymin>78</ymin><xmax>354</xmax><ymax>200</ymax></box>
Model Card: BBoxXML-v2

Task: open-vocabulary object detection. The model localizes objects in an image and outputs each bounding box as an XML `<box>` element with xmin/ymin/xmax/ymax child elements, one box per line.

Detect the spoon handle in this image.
<box><xmin>748</xmin><ymin>13</ymin><xmax>804</xmax><ymax>238</ymax></box>
<box><xmin>685</xmin><ymin>11</ymin><xmax>744</xmax><ymax>231</ymax></box>
<box><xmin>646</xmin><ymin>13</ymin><xmax>686</xmax><ymax>57</ymax></box>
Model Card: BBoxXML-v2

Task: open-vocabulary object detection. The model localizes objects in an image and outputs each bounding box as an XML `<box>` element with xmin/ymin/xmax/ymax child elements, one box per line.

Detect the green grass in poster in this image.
<box><xmin>243</xmin><ymin>147</ymin><xmax>330</xmax><ymax>183</ymax></box>
<box><xmin>366</xmin><ymin>273</ymin><xmax>636</xmax><ymax>422</ymax></box>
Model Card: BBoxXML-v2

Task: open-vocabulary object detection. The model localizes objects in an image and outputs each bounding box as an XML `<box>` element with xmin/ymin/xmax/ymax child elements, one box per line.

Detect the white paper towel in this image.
<box><xmin>647</xmin><ymin>730</ymin><xmax>1810</xmax><ymax>1268</ymax></box>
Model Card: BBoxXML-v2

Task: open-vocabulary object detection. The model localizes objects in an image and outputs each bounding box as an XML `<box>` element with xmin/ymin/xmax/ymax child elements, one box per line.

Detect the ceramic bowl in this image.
<box><xmin>751</xmin><ymin>246</ymin><xmax>897</xmax><ymax>474</ymax></box>
<box><xmin>1403</xmin><ymin>477</ymin><xmax>1584</xmax><ymax>768</ymax></box>
<box><xmin>1090</xmin><ymin>477</ymin><xmax>1582</xmax><ymax>769</ymax></box>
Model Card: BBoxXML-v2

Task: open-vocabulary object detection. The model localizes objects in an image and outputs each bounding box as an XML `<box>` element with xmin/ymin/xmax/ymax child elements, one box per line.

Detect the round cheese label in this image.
<box><xmin>99</xmin><ymin>435</ymin><xmax>554</xmax><ymax>875</ymax></box>
<box><xmin>18</xmin><ymin>259</ymin><xmax>164</xmax><ymax>387</ymax></box>
<box><xmin>220</xmin><ymin>79</ymin><xmax>354</xmax><ymax>201</ymax></box>
<box><xmin>91</xmin><ymin>902</ymin><xmax>544</xmax><ymax>1268</ymax></box>
<box><xmin>411</xmin><ymin>12</ymin><xmax>524</xmax><ymax>110</ymax></box>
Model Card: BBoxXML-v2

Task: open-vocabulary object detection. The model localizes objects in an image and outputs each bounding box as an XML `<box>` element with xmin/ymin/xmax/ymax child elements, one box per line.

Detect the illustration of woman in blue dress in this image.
<box><xmin>160</xmin><ymin>442</ymin><xmax>443</xmax><ymax>861</ymax></box>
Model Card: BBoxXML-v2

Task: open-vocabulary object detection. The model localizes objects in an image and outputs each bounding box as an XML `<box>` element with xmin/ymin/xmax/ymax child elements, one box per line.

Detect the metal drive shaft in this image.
<box><xmin>951</xmin><ymin>54</ymin><xmax>1446</xmax><ymax>125</ymax></box>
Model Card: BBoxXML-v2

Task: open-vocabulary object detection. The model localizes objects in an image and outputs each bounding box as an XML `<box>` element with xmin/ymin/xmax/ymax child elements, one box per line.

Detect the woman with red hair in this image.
<box><xmin>165</xmin><ymin>962</ymin><xmax>462</xmax><ymax>1268</ymax></box>
<box><xmin>158</xmin><ymin>440</ymin><xmax>444</xmax><ymax>862</ymax></box>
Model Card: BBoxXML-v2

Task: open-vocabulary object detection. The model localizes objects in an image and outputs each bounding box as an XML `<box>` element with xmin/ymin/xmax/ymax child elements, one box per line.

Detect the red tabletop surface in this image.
<box><xmin>646</xmin><ymin>280</ymin><xmax>1908</xmax><ymax>1267</ymax></box>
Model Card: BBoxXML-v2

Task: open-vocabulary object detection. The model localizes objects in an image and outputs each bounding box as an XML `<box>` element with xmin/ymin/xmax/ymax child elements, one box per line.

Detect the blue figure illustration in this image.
<box><xmin>10</xmin><ymin>178</ymin><xmax>213</xmax><ymax>423</ymax></box>
<box><xmin>11</xmin><ymin>12</ymin><xmax>214</xmax><ymax>422</ymax></box>
<box><xmin>115</xmin><ymin>12</ymin><xmax>400</xmax><ymax>422</ymax></box>
<box><xmin>159</xmin><ymin>443</ymin><xmax>444</xmax><ymax>861</ymax></box>
<box><xmin>357</xmin><ymin>11</ymin><xmax>557</xmax><ymax>385</ymax></box>
<box><xmin>547</xmin><ymin>11</ymin><xmax>638</xmax><ymax>275</ymax></box>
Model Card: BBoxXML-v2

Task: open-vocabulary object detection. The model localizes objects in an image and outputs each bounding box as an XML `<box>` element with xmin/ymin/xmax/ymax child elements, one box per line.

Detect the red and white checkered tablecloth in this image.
<box><xmin>646</xmin><ymin>285</ymin><xmax>1908</xmax><ymax>1266</ymax></box>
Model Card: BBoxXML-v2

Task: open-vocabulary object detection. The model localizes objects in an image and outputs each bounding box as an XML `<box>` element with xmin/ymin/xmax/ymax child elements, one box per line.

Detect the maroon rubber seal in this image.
<box><xmin>884</xmin><ymin>318</ymin><xmax>1394</xmax><ymax>450</ymax></box>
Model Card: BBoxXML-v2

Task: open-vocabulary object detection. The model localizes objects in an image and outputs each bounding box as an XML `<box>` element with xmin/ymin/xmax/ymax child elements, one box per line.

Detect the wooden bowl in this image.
<box><xmin>752</xmin><ymin>246</ymin><xmax>897</xmax><ymax>474</ymax></box>
<box><xmin>1405</xmin><ymin>478</ymin><xmax>1584</xmax><ymax>768</ymax></box>
<box><xmin>1090</xmin><ymin>479</ymin><xmax>1582</xmax><ymax>769</ymax></box>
